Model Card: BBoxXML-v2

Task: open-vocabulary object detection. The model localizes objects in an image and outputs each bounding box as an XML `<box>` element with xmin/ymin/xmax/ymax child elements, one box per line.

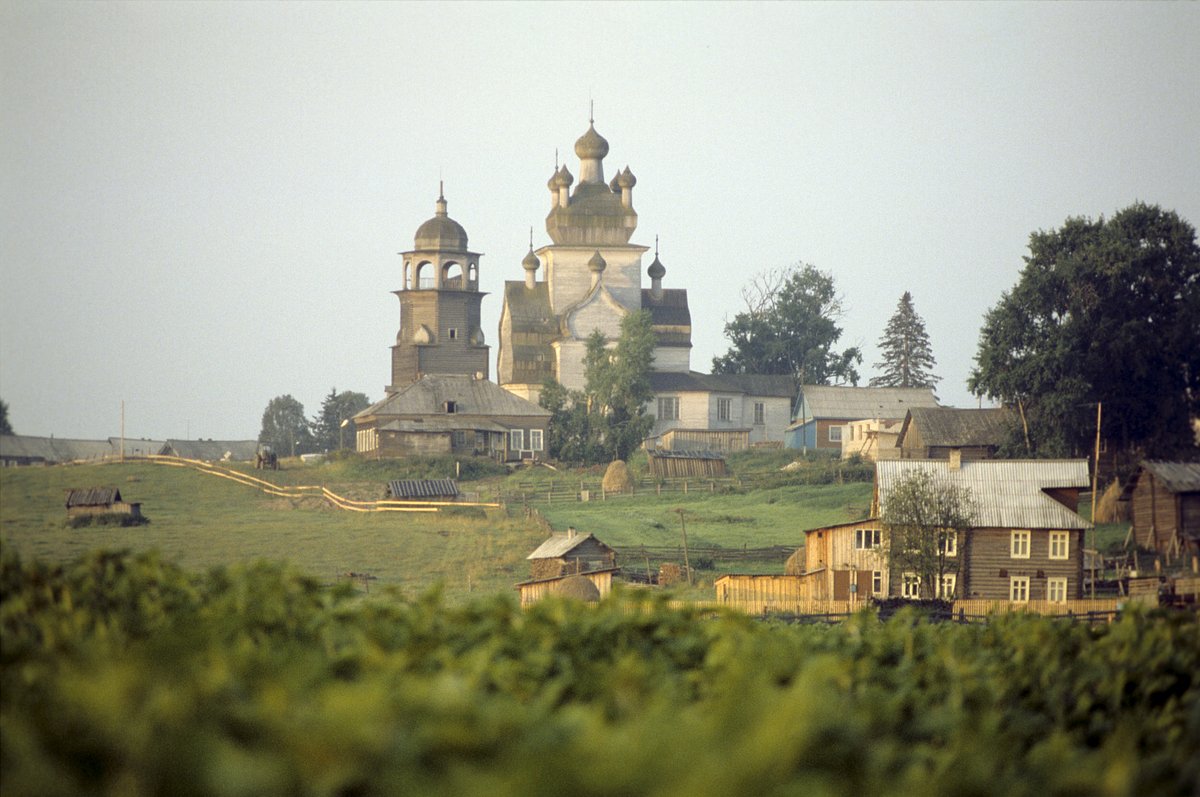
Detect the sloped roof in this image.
<box><xmin>1138</xmin><ymin>461</ymin><xmax>1200</xmax><ymax>494</ymax></box>
<box><xmin>876</xmin><ymin>459</ymin><xmax>1091</xmax><ymax>530</ymax></box>
<box><xmin>0</xmin><ymin>435</ymin><xmax>116</xmax><ymax>462</ymax></box>
<box><xmin>108</xmin><ymin>438</ymin><xmax>167</xmax><ymax>456</ymax></box>
<box><xmin>648</xmin><ymin>371</ymin><xmax>795</xmax><ymax>398</ymax></box>
<box><xmin>901</xmin><ymin>407</ymin><xmax>1014</xmax><ymax>447</ymax></box>
<box><xmin>161</xmin><ymin>440</ymin><xmax>260</xmax><ymax>461</ymax></box>
<box><xmin>527</xmin><ymin>531</ymin><xmax>613</xmax><ymax>560</ymax></box>
<box><xmin>642</xmin><ymin>288</ymin><xmax>692</xmax><ymax>346</ymax></box>
<box><xmin>65</xmin><ymin>487</ymin><xmax>123</xmax><ymax>507</ymax></box>
<box><xmin>386</xmin><ymin>479</ymin><xmax>460</xmax><ymax>499</ymax></box>
<box><xmin>377</xmin><ymin>417</ymin><xmax>510</xmax><ymax>434</ymax></box>
<box><xmin>358</xmin><ymin>374</ymin><xmax>551</xmax><ymax>420</ymax></box>
<box><xmin>801</xmin><ymin>385</ymin><xmax>939</xmax><ymax>421</ymax></box>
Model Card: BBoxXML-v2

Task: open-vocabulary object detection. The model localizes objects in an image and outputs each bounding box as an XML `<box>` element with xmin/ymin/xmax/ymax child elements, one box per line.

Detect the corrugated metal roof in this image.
<box><xmin>1141</xmin><ymin>461</ymin><xmax>1200</xmax><ymax>494</ymax></box>
<box><xmin>356</xmin><ymin>374</ymin><xmax>551</xmax><ymax>421</ymax></box>
<box><xmin>161</xmin><ymin>440</ymin><xmax>260</xmax><ymax>461</ymax></box>
<box><xmin>901</xmin><ymin>407</ymin><xmax>1014</xmax><ymax>447</ymax></box>
<box><xmin>801</xmin><ymin>385</ymin><xmax>939</xmax><ymax>421</ymax></box>
<box><xmin>527</xmin><ymin>531</ymin><xmax>611</xmax><ymax>560</ymax></box>
<box><xmin>647</xmin><ymin>449</ymin><xmax>727</xmax><ymax>461</ymax></box>
<box><xmin>648</xmin><ymin>371</ymin><xmax>795</xmax><ymax>398</ymax></box>
<box><xmin>65</xmin><ymin>487</ymin><xmax>122</xmax><ymax>508</ymax></box>
<box><xmin>1</xmin><ymin>435</ymin><xmax>117</xmax><ymax>462</ymax></box>
<box><xmin>876</xmin><ymin>459</ymin><xmax>1091</xmax><ymax>530</ymax></box>
<box><xmin>377</xmin><ymin>418</ymin><xmax>509</xmax><ymax>434</ymax></box>
<box><xmin>386</xmin><ymin>479</ymin><xmax>460</xmax><ymax>499</ymax></box>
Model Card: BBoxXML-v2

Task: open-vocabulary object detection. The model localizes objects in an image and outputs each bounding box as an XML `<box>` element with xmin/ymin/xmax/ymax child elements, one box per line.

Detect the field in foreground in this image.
<box><xmin>2</xmin><ymin>547</ymin><xmax>1196</xmax><ymax>797</ymax></box>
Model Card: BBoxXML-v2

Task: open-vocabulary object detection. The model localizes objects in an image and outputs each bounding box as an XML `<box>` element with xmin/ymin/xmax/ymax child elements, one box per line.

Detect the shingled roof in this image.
<box><xmin>648</xmin><ymin>371</ymin><xmax>795</xmax><ymax>397</ymax></box>
<box><xmin>1135</xmin><ymin>461</ymin><xmax>1200</xmax><ymax>494</ymax></box>
<box><xmin>900</xmin><ymin>407</ymin><xmax>1014</xmax><ymax>447</ymax></box>
<box><xmin>357</xmin><ymin>374</ymin><xmax>551</xmax><ymax>420</ymax></box>
<box><xmin>799</xmin><ymin>385</ymin><xmax>939</xmax><ymax>421</ymax></box>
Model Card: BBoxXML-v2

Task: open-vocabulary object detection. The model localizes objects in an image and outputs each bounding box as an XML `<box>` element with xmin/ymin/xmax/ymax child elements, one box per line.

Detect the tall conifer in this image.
<box><xmin>870</xmin><ymin>291</ymin><xmax>940</xmax><ymax>388</ymax></box>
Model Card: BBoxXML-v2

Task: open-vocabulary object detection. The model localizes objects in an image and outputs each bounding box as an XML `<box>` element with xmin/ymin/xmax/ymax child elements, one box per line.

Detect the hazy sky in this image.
<box><xmin>2</xmin><ymin>2</ymin><xmax>1197</xmax><ymax>441</ymax></box>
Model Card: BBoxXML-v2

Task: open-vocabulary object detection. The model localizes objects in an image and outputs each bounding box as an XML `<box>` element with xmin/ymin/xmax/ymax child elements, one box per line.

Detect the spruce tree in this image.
<box><xmin>870</xmin><ymin>291</ymin><xmax>940</xmax><ymax>388</ymax></box>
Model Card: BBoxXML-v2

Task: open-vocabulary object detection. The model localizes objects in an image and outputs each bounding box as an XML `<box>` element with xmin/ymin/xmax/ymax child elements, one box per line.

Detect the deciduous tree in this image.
<box><xmin>970</xmin><ymin>203</ymin><xmax>1200</xmax><ymax>458</ymax></box>
<box><xmin>258</xmin><ymin>395</ymin><xmax>314</xmax><ymax>458</ymax></box>
<box><xmin>712</xmin><ymin>264</ymin><xmax>861</xmax><ymax>388</ymax></box>
<box><xmin>881</xmin><ymin>469</ymin><xmax>976</xmax><ymax>600</ymax></box>
<box><xmin>0</xmin><ymin>399</ymin><xmax>12</xmax><ymax>435</ymax></box>
<box><xmin>870</xmin><ymin>291</ymin><xmax>940</xmax><ymax>388</ymax></box>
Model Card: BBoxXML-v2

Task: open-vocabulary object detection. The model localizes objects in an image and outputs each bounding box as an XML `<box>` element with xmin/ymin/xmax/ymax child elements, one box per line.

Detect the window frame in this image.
<box><xmin>1009</xmin><ymin>576</ymin><xmax>1030</xmax><ymax>602</ymax></box>
<box><xmin>1011</xmin><ymin>530</ymin><xmax>1031</xmax><ymax>559</ymax></box>
<box><xmin>509</xmin><ymin>429</ymin><xmax>524</xmax><ymax>452</ymax></box>
<box><xmin>529</xmin><ymin>428</ymin><xmax>544</xmax><ymax>452</ymax></box>
<box><xmin>901</xmin><ymin>572</ymin><xmax>921</xmax><ymax>599</ymax></box>
<box><xmin>753</xmin><ymin>402</ymin><xmax>765</xmax><ymax>426</ymax></box>
<box><xmin>1047</xmin><ymin>576</ymin><xmax>1068</xmax><ymax>603</ymax></box>
<box><xmin>717</xmin><ymin>397</ymin><xmax>733</xmax><ymax>422</ymax></box>
<box><xmin>939</xmin><ymin>573</ymin><xmax>957</xmax><ymax>599</ymax></box>
<box><xmin>872</xmin><ymin>571</ymin><xmax>883</xmax><ymax>596</ymax></box>
<box><xmin>1048</xmin><ymin>531</ymin><xmax>1069</xmax><ymax>560</ymax></box>
<box><xmin>854</xmin><ymin>528</ymin><xmax>881</xmax><ymax>550</ymax></box>
<box><xmin>657</xmin><ymin>396</ymin><xmax>680</xmax><ymax>421</ymax></box>
<box><xmin>940</xmin><ymin>530</ymin><xmax>958</xmax><ymax>558</ymax></box>
<box><xmin>828</xmin><ymin>424</ymin><xmax>843</xmax><ymax>443</ymax></box>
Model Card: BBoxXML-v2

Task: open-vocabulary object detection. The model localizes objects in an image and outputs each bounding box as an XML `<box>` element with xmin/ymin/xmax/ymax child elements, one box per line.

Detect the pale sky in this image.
<box><xmin>2</xmin><ymin>2</ymin><xmax>1197</xmax><ymax>441</ymax></box>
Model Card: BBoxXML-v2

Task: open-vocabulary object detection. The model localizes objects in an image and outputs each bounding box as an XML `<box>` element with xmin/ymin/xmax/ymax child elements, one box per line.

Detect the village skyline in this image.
<box><xmin>2</xmin><ymin>2</ymin><xmax>1197</xmax><ymax>441</ymax></box>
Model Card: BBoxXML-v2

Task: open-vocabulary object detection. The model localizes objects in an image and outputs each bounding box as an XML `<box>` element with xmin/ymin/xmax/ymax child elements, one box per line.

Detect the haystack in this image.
<box><xmin>1093</xmin><ymin>480</ymin><xmax>1128</xmax><ymax>523</ymax></box>
<box><xmin>551</xmin><ymin>574</ymin><xmax>601</xmax><ymax>602</ymax></box>
<box><xmin>784</xmin><ymin>548</ymin><xmax>805</xmax><ymax>575</ymax></box>
<box><xmin>602</xmin><ymin>460</ymin><xmax>633</xmax><ymax>494</ymax></box>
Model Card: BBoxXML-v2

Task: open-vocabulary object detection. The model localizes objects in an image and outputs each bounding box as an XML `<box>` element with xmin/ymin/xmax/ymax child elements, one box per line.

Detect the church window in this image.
<box><xmin>658</xmin><ymin>397</ymin><xmax>680</xmax><ymax>421</ymax></box>
<box><xmin>445</xmin><ymin>401</ymin><xmax>457</xmax><ymax>414</ymax></box>
<box><xmin>416</xmin><ymin>262</ymin><xmax>435</xmax><ymax>289</ymax></box>
<box><xmin>754</xmin><ymin>402</ymin><xmax>765</xmax><ymax>425</ymax></box>
<box><xmin>717</xmin><ymin>398</ymin><xmax>732</xmax><ymax>422</ymax></box>
<box><xmin>448</xmin><ymin>328</ymin><xmax>459</xmax><ymax>340</ymax></box>
<box><xmin>443</xmin><ymin>262</ymin><xmax>463</xmax><ymax>290</ymax></box>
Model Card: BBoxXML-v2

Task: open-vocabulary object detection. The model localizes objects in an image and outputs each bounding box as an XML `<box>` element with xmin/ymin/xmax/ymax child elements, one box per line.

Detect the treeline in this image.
<box><xmin>2</xmin><ymin>546</ymin><xmax>1197</xmax><ymax>796</ymax></box>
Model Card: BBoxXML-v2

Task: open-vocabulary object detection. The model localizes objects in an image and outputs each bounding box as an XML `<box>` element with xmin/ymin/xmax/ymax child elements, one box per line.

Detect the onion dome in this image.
<box><xmin>469</xmin><ymin>327</ymin><xmax>485</xmax><ymax>346</ymax></box>
<box><xmin>587</xmin><ymin>250</ymin><xmax>607</xmax><ymax>273</ymax></box>
<box><xmin>522</xmin><ymin>248</ymin><xmax>540</xmax><ymax>272</ymax></box>
<box><xmin>616</xmin><ymin>166</ymin><xmax>636</xmax><ymax>189</ymax></box>
<box><xmin>647</xmin><ymin>255</ymin><xmax>665</xmax><ymax>280</ymax></box>
<box><xmin>574</xmin><ymin>122</ymin><xmax>610</xmax><ymax>160</ymax></box>
<box><xmin>557</xmin><ymin>164</ymin><xmax>574</xmax><ymax>187</ymax></box>
<box><xmin>414</xmin><ymin>191</ymin><xmax>468</xmax><ymax>251</ymax></box>
<box><xmin>609</xmin><ymin>175</ymin><xmax>621</xmax><ymax>193</ymax></box>
<box><xmin>414</xmin><ymin>324</ymin><xmax>433</xmax><ymax>344</ymax></box>
<box><xmin>547</xmin><ymin>169</ymin><xmax>560</xmax><ymax>190</ymax></box>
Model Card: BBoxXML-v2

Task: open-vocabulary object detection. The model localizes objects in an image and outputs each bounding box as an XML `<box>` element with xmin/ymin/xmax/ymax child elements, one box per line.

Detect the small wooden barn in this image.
<box><xmin>896</xmin><ymin>407</ymin><xmax>1013</xmax><ymax>461</ymax></box>
<box><xmin>526</xmin><ymin>528</ymin><xmax>617</xmax><ymax>580</ymax></box>
<box><xmin>1122</xmin><ymin>461</ymin><xmax>1200</xmax><ymax>563</ymax></box>
<box><xmin>646</xmin><ymin>449</ymin><xmax>728</xmax><ymax>479</ymax></box>
<box><xmin>65</xmin><ymin>487</ymin><xmax>142</xmax><ymax>520</ymax></box>
<box><xmin>385</xmin><ymin>479</ymin><xmax>460</xmax><ymax>501</ymax></box>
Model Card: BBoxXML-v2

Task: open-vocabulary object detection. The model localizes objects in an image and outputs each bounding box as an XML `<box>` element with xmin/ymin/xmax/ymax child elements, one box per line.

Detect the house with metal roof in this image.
<box><xmin>353</xmin><ymin>373</ymin><xmax>550</xmax><ymax>462</ymax></box>
<box><xmin>159</xmin><ymin>439</ymin><xmax>260</xmax><ymax>462</ymax></box>
<box><xmin>0</xmin><ymin>435</ymin><xmax>117</xmax><ymax>465</ymax></box>
<box><xmin>646</xmin><ymin>371</ymin><xmax>796</xmax><ymax>450</ymax></box>
<box><xmin>1121</xmin><ymin>461</ymin><xmax>1200</xmax><ymax>563</ymax></box>
<box><xmin>785</xmin><ymin>385</ymin><xmax>939</xmax><ymax>451</ymax></box>
<box><xmin>896</xmin><ymin>407</ymin><xmax>1014</xmax><ymax>460</ymax></box>
<box><xmin>385</xmin><ymin>479</ymin><xmax>460</xmax><ymax>501</ymax></box>
<box><xmin>525</xmin><ymin>527</ymin><xmax>617</xmax><ymax>579</ymax></box>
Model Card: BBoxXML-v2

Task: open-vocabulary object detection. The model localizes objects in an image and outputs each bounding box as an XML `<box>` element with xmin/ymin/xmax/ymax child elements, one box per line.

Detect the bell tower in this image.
<box><xmin>388</xmin><ymin>187</ymin><xmax>489</xmax><ymax>393</ymax></box>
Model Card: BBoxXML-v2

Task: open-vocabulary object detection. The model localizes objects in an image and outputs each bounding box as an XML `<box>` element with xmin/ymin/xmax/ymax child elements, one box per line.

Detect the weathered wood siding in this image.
<box><xmin>517</xmin><ymin>570</ymin><xmax>613</xmax><ymax>608</ymax></box>
<box><xmin>959</xmin><ymin>527</ymin><xmax>1083</xmax><ymax>600</ymax></box>
<box><xmin>714</xmin><ymin>575</ymin><xmax>857</xmax><ymax>614</ymax></box>
<box><xmin>1129</xmin><ymin>472</ymin><xmax>1185</xmax><ymax>555</ymax></box>
<box><xmin>646</xmin><ymin>453</ymin><xmax>729</xmax><ymax>478</ymax></box>
<box><xmin>660</xmin><ymin>429</ymin><xmax>748</xmax><ymax>453</ymax></box>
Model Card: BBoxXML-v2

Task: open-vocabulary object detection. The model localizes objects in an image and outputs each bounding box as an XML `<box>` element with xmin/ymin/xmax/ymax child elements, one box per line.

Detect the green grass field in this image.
<box><xmin>0</xmin><ymin>454</ymin><xmax>877</xmax><ymax>601</ymax></box>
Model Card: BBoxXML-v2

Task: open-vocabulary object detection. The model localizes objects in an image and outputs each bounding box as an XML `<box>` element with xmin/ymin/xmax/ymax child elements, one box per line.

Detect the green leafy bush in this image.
<box><xmin>2</xmin><ymin>545</ymin><xmax>1197</xmax><ymax>796</ymax></box>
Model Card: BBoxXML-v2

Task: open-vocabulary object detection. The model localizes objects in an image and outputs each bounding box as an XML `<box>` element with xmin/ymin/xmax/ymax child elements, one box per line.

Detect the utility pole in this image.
<box><xmin>675</xmin><ymin>507</ymin><xmax>693</xmax><ymax>586</ymax></box>
<box><xmin>1090</xmin><ymin>402</ymin><xmax>1102</xmax><ymax>599</ymax></box>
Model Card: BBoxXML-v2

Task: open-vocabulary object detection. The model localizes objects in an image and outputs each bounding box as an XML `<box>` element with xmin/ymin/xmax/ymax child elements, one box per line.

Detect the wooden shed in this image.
<box><xmin>515</xmin><ymin>569</ymin><xmax>617</xmax><ymax>608</ymax></box>
<box><xmin>65</xmin><ymin>487</ymin><xmax>142</xmax><ymax>520</ymax></box>
<box><xmin>1122</xmin><ymin>461</ymin><xmax>1200</xmax><ymax>563</ymax></box>
<box><xmin>385</xmin><ymin>479</ymin><xmax>460</xmax><ymax>501</ymax></box>
<box><xmin>646</xmin><ymin>449</ymin><xmax>728</xmax><ymax>479</ymax></box>
<box><xmin>526</xmin><ymin>528</ymin><xmax>617</xmax><ymax>580</ymax></box>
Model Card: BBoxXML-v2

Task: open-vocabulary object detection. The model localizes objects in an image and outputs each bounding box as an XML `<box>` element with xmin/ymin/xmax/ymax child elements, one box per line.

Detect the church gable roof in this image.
<box><xmin>358</xmin><ymin>374</ymin><xmax>550</xmax><ymax>420</ymax></box>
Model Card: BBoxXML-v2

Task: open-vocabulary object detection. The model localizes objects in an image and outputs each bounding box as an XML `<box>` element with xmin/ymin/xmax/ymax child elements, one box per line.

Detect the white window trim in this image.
<box><xmin>717</xmin><ymin>397</ymin><xmax>733</xmax><ymax>422</ymax></box>
<box><xmin>1047</xmin><ymin>577</ymin><xmax>1068</xmax><ymax>603</ymax></box>
<box><xmin>753</xmin><ymin>402</ymin><xmax>765</xmax><ymax>426</ymax></box>
<box><xmin>854</xmin><ymin>528</ymin><xmax>881</xmax><ymax>550</ymax></box>
<box><xmin>872</xmin><ymin>570</ymin><xmax>883</xmax><ymax>596</ymax></box>
<box><xmin>657</xmin><ymin>396</ymin><xmax>680</xmax><ymax>422</ymax></box>
<box><xmin>828</xmin><ymin>425</ymin><xmax>843</xmax><ymax>443</ymax></box>
<box><xmin>1049</xmin><ymin>531</ymin><xmax>1069</xmax><ymax>560</ymax></box>
<box><xmin>509</xmin><ymin>429</ymin><xmax>524</xmax><ymax>451</ymax></box>
<box><xmin>529</xmin><ymin>428</ymin><xmax>544</xmax><ymax>452</ymax></box>
<box><xmin>941</xmin><ymin>530</ymin><xmax>958</xmax><ymax>558</ymax></box>
<box><xmin>901</xmin><ymin>572</ymin><xmax>921</xmax><ymax>599</ymax></box>
<box><xmin>1010</xmin><ymin>576</ymin><xmax>1030</xmax><ymax>602</ymax></box>
<box><xmin>939</xmin><ymin>573</ymin><xmax>957</xmax><ymax>599</ymax></box>
<box><xmin>1011</xmin><ymin>530</ymin><xmax>1031</xmax><ymax>559</ymax></box>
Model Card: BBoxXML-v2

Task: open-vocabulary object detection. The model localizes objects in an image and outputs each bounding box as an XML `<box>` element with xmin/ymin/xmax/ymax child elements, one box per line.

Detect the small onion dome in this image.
<box><xmin>587</xmin><ymin>250</ymin><xmax>607</xmax><ymax>273</ymax></box>
<box><xmin>551</xmin><ymin>574</ymin><xmax>601</xmax><ymax>602</ymax></box>
<box><xmin>609</xmin><ymin>175</ymin><xmax>621</xmax><ymax>193</ymax></box>
<box><xmin>547</xmin><ymin>169</ymin><xmax>560</xmax><ymax>190</ymax></box>
<box><xmin>414</xmin><ymin>194</ymin><xmax>468</xmax><ymax>250</ymax></box>
<box><xmin>557</xmin><ymin>164</ymin><xmax>574</xmax><ymax>187</ymax></box>
<box><xmin>469</xmin><ymin>327</ymin><xmax>485</xmax><ymax>346</ymax></box>
<box><xmin>616</xmin><ymin>166</ymin><xmax>636</xmax><ymax>189</ymax></box>
<box><xmin>647</xmin><ymin>255</ymin><xmax>665</xmax><ymax>280</ymax></box>
<box><xmin>522</xmin><ymin>248</ymin><xmax>540</xmax><ymax>272</ymax></box>
<box><xmin>414</xmin><ymin>324</ymin><xmax>433</xmax><ymax>344</ymax></box>
<box><xmin>574</xmin><ymin>122</ymin><xmax>610</xmax><ymax>160</ymax></box>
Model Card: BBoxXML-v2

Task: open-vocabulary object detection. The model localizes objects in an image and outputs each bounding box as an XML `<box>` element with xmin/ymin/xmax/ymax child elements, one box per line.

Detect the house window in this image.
<box><xmin>854</xmin><ymin>528</ymin><xmax>881</xmax><ymax>550</ymax></box>
<box><xmin>475</xmin><ymin>431</ymin><xmax>488</xmax><ymax>452</ymax></box>
<box><xmin>529</xmin><ymin>429</ymin><xmax>544</xmax><ymax>452</ymax></box>
<box><xmin>1011</xmin><ymin>530</ymin><xmax>1030</xmax><ymax>558</ymax></box>
<box><xmin>901</xmin><ymin>572</ymin><xmax>921</xmax><ymax>599</ymax></box>
<box><xmin>828</xmin><ymin>425</ymin><xmax>843</xmax><ymax>443</ymax></box>
<box><xmin>939</xmin><ymin>573</ymin><xmax>957</xmax><ymax>599</ymax></box>
<box><xmin>1047</xmin><ymin>577</ymin><xmax>1068</xmax><ymax>603</ymax></box>
<box><xmin>940</xmin><ymin>531</ymin><xmax>957</xmax><ymax>558</ymax></box>
<box><xmin>445</xmin><ymin>401</ymin><xmax>457</xmax><ymax>414</ymax></box>
<box><xmin>509</xmin><ymin>429</ymin><xmax>524</xmax><ymax>451</ymax></box>
<box><xmin>717</xmin><ymin>397</ymin><xmax>732</xmax><ymax>422</ymax></box>
<box><xmin>657</xmin><ymin>397</ymin><xmax>680</xmax><ymax>421</ymax></box>
<box><xmin>1049</xmin><ymin>531</ymin><xmax>1069</xmax><ymax>560</ymax></box>
<box><xmin>452</xmin><ymin>430</ymin><xmax>467</xmax><ymax>448</ymax></box>
<box><xmin>753</xmin><ymin>402</ymin><xmax>765</xmax><ymax>425</ymax></box>
<box><xmin>872</xmin><ymin>571</ymin><xmax>883</xmax><ymax>596</ymax></box>
<box><xmin>448</xmin><ymin>328</ymin><xmax>459</xmax><ymax>340</ymax></box>
<box><xmin>1010</xmin><ymin>576</ymin><xmax>1030</xmax><ymax>602</ymax></box>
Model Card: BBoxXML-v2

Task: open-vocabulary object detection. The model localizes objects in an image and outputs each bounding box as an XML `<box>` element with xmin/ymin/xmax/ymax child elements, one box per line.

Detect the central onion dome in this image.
<box><xmin>414</xmin><ymin>192</ymin><xmax>468</xmax><ymax>251</ymax></box>
<box><xmin>588</xmin><ymin>250</ymin><xmax>607</xmax><ymax>273</ymax></box>
<box><xmin>574</xmin><ymin>122</ymin><xmax>609</xmax><ymax>160</ymax></box>
<box><xmin>647</xmin><ymin>254</ymin><xmax>665</xmax><ymax>280</ymax></box>
<box><xmin>522</xmin><ymin>247</ymin><xmax>540</xmax><ymax>273</ymax></box>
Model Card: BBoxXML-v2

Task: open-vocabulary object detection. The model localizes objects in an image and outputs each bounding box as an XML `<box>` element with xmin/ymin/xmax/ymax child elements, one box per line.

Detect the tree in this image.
<box><xmin>311</xmin><ymin>388</ymin><xmax>371</xmax><ymax>452</ymax></box>
<box><xmin>881</xmin><ymin>469</ymin><xmax>976</xmax><ymax>600</ymax></box>
<box><xmin>258</xmin><ymin>395</ymin><xmax>314</xmax><ymax>457</ymax></box>
<box><xmin>869</xmin><ymin>291</ymin><xmax>940</xmax><ymax>388</ymax></box>
<box><xmin>712</xmin><ymin>264</ymin><xmax>861</xmax><ymax>388</ymax></box>
<box><xmin>970</xmin><ymin>203</ymin><xmax>1200</xmax><ymax>458</ymax></box>
<box><xmin>0</xmin><ymin>399</ymin><xmax>12</xmax><ymax>436</ymax></box>
<box><xmin>539</xmin><ymin>310</ymin><xmax>657</xmax><ymax>463</ymax></box>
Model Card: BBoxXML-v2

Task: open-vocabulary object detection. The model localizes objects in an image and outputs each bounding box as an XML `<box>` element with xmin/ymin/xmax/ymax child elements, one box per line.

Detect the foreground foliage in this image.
<box><xmin>2</xmin><ymin>547</ymin><xmax>1197</xmax><ymax>797</ymax></box>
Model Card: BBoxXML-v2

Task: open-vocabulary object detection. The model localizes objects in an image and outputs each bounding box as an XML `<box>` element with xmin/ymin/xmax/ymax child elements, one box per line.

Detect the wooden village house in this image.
<box><xmin>785</xmin><ymin>385</ymin><xmax>939</xmax><ymax>452</ymax></box>
<box><xmin>65</xmin><ymin>487</ymin><xmax>142</xmax><ymax>521</ymax></box>
<box><xmin>515</xmin><ymin>528</ymin><xmax>618</xmax><ymax>607</ymax></box>
<box><xmin>1121</xmin><ymin>461</ymin><xmax>1200</xmax><ymax>564</ymax></box>
<box><xmin>895</xmin><ymin>407</ymin><xmax>1013</xmax><ymax>461</ymax></box>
